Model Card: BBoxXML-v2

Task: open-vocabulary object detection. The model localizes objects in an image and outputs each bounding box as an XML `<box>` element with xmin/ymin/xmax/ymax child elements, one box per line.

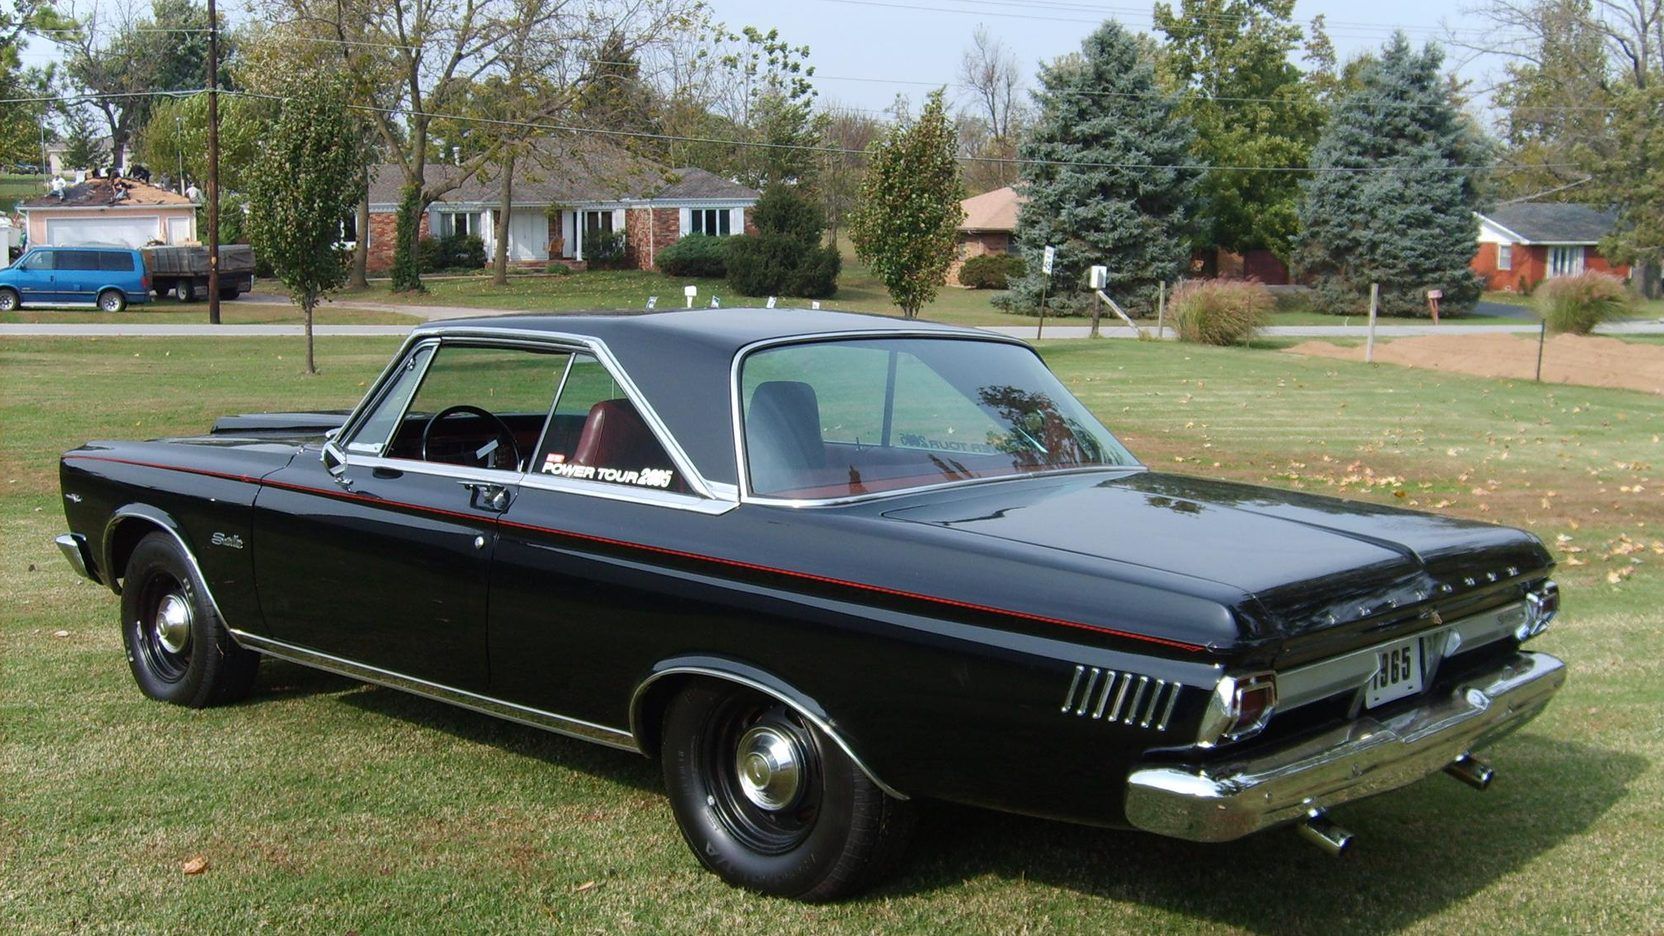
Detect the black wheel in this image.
<box><xmin>661</xmin><ymin>683</ymin><xmax>914</xmax><ymax>901</ymax></box>
<box><xmin>177</xmin><ymin>280</ymin><xmax>197</xmax><ymax>302</ymax></box>
<box><xmin>97</xmin><ymin>288</ymin><xmax>127</xmax><ymax>313</ymax></box>
<box><xmin>120</xmin><ymin>531</ymin><xmax>259</xmax><ymax>707</ymax></box>
<box><xmin>0</xmin><ymin>287</ymin><xmax>18</xmax><ymax>312</ymax></box>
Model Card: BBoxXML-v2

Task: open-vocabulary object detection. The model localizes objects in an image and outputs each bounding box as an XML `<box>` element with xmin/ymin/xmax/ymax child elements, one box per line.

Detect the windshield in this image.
<box><xmin>739</xmin><ymin>337</ymin><xmax>1138</xmax><ymax>499</ymax></box>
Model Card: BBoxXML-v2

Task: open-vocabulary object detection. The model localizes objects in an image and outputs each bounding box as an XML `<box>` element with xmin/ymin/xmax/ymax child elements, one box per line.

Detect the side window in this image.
<box><xmin>345</xmin><ymin>344</ymin><xmax>436</xmax><ymax>455</ymax></box>
<box><xmin>98</xmin><ymin>251</ymin><xmax>136</xmax><ymax>271</ymax></box>
<box><xmin>63</xmin><ymin>251</ymin><xmax>100</xmax><ymax>271</ymax></box>
<box><xmin>344</xmin><ymin>343</ymin><xmax>569</xmax><ymax>473</ymax></box>
<box><xmin>21</xmin><ymin>251</ymin><xmax>55</xmax><ymax>271</ymax></box>
<box><xmin>532</xmin><ymin>354</ymin><xmax>684</xmax><ymax>492</ymax></box>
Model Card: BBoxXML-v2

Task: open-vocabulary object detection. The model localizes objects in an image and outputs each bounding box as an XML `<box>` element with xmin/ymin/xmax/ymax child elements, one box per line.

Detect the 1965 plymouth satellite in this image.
<box><xmin>56</xmin><ymin>309</ymin><xmax>1565</xmax><ymax>900</ymax></box>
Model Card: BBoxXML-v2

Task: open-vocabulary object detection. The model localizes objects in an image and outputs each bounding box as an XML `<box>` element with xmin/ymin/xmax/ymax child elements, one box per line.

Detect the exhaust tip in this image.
<box><xmin>1297</xmin><ymin>809</ymin><xmax>1353</xmax><ymax>857</ymax></box>
<box><xmin>1445</xmin><ymin>753</ymin><xmax>1495</xmax><ymax>791</ymax></box>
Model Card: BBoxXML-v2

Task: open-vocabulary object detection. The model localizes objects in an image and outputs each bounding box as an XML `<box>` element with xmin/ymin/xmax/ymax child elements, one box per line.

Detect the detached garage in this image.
<box><xmin>20</xmin><ymin>178</ymin><xmax>197</xmax><ymax>249</ymax></box>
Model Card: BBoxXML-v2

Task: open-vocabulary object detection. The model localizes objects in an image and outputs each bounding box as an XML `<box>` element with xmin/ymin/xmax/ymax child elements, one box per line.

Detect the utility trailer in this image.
<box><xmin>142</xmin><ymin>245</ymin><xmax>256</xmax><ymax>301</ymax></box>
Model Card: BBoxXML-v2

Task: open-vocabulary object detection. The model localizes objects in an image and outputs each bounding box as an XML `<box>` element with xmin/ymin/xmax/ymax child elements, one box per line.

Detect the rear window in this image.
<box><xmin>97</xmin><ymin>251</ymin><xmax>136</xmax><ymax>271</ymax></box>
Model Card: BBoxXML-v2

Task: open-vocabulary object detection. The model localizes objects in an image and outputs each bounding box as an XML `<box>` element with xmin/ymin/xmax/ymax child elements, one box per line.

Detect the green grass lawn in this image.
<box><xmin>0</xmin><ymin>172</ymin><xmax>46</xmax><ymax>207</ymax></box>
<box><xmin>1</xmin><ymin>298</ymin><xmax>420</xmax><ymax>325</ymax></box>
<box><xmin>1484</xmin><ymin>288</ymin><xmax>1664</xmax><ymax>320</ymax></box>
<box><xmin>2</xmin><ymin>335</ymin><xmax>1661</xmax><ymax>933</ymax></box>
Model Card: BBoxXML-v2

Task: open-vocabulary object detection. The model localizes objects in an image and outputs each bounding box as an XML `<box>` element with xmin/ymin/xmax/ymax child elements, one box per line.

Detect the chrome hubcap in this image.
<box><xmin>153</xmin><ymin>593</ymin><xmax>191</xmax><ymax>654</ymax></box>
<box><xmin>734</xmin><ymin>725</ymin><xmax>803</xmax><ymax>811</ymax></box>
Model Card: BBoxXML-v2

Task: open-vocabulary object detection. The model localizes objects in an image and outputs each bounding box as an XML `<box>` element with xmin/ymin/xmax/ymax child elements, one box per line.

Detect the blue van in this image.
<box><xmin>0</xmin><ymin>246</ymin><xmax>152</xmax><ymax>313</ymax></box>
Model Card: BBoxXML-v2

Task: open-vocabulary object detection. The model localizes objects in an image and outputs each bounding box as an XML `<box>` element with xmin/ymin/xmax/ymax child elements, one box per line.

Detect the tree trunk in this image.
<box><xmin>493</xmin><ymin>153</ymin><xmax>517</xmax><ymax>286</ymax></box>
<box><xmin>303</xmin><ymin>294</ymin><xmax>317</xmax><ymax>375</ymax></box>
<box><xmin>391</xmin><ymin>184</ymin><xmax>424</xmax><ymax>293</ymax></box>
<box><xmin>348</xmin><ymin>169</ymin><xmax>370</xmax><ymax>290</ymax></box>
<box><xmin>1640</xmin><ymin>258</ymin><xmax>1662</xmax><ymax>300</ymax></box>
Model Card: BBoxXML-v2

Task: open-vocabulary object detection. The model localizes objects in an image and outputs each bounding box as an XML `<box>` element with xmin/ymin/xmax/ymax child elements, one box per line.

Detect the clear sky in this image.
<box><xmin>697</xmin><ymin>0</ymin><xmax>1507</xmax><ymax>117</ymax></box>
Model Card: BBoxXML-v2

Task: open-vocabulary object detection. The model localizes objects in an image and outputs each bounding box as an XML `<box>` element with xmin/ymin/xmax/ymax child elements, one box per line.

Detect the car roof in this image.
<box><xmin>413</xmin><ymin>308</ymin><xmax>1015</xmax><ymax>486</ymax></box>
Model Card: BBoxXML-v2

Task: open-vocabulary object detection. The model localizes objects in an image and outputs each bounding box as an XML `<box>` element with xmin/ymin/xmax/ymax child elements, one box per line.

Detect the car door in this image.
<box><xmin>55</xmin><ymin>250</ymin><xmax>98</xmax><ymax>302</ymax></box>
<box><xmin>13</xmin><ymin>249</ymin><xmax>58</xmax><ymax>302</ymax></box>
<box><xmin>252</xmin><ymin>338</ymin><xmax>574</xmax><ymax>692</ymax></box>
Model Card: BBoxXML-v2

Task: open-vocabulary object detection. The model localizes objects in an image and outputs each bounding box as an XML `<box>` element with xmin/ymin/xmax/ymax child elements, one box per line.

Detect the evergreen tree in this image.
<box><xmin>850</xmin><ymin>89</ymin><xmax>963</xmax><ymax>318</ymax></box>
<box><xmin>1001</xmin><ymin>22</ymin><xmax>1198</xmax><ymax>317</ymax></box>
<box><xmin>1294</xmin><ymin>34</ymin><xmax>1488</xmax><ymax>316</ymax></box>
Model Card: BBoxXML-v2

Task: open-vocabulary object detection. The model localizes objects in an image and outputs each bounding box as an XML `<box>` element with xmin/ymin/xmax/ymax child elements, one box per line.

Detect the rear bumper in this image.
<box><xmin>55</xmin><ymin>533</ymin><xmax>99</xmax><ymax>583</ymax></box>
<box><xmin>1124</xmin><ymin>651</ymin><xmax>1566</xmax><ymax>841</ymax></box>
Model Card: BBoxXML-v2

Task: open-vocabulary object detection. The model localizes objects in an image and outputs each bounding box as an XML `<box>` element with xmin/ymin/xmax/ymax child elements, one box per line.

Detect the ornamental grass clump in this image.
<box><xmin>1533</xmin><ymin>271</ymin><xmax>1634</xmax><ymax>335</ymax></box>
<box><xmin>1171</xmin><ymin>280</ymin><xmax>1272</xmax><ymax>346</ymax></box>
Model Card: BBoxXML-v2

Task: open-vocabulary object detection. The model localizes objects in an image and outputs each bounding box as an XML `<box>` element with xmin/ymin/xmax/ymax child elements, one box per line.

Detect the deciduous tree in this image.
<box><xmin>247</xmin><ymin>79</ymin><xmax>372</xmax><ymax>374</ymax></box>
<box><xmin>850</xmin><ymin>89</ymin><xmax>962</xmax><ymax>318</ymax></box>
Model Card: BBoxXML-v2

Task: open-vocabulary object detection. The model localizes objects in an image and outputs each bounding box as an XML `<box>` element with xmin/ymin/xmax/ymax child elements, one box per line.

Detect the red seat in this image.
<box><xmin>572</xmin><ymin>399</ymin><xmax>667</xmax><ymax>470</ymax></box>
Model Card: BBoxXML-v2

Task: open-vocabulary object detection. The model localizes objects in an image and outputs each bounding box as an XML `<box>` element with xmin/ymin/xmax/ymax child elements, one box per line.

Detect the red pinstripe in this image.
<box><xmin>65</xmin><ymin>453</ymin><xmax>1209</xmax><ymax>653</ymax></box>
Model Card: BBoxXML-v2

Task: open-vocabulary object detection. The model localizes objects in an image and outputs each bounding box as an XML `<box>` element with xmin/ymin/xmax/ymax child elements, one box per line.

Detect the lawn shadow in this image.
<box><xmin>879</xmin><ymin>735</ymin><xmax>1642</xmax><ymax>934</ymax></box>
<box><xmin>329</xmin><ymin>682</ymin><xmax>661</xmax><ymax>794</ymax></box>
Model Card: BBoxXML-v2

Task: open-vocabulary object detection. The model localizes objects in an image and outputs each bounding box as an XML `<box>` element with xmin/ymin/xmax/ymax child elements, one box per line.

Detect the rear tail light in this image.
<box><xmin>1197</xmin><ymin>672</ymin><xmax>1278</xmax><ymax>747</ymax></box>
<box><xmin>1517</xmin><ymin>580</ymin><xmax>1559</xmax><ymax>642</ymax></box>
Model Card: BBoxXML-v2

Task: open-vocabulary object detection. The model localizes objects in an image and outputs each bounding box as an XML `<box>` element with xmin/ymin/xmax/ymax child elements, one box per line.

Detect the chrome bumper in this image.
<box><xmin>55</xmin><ymin>533</ymin><xmax>98</xmax><ymax>582</ymax></box>
<box><xmin>1124</xmin><ymin>651</ymin><xmax>1566</xmax><ymax>842</ymax></box>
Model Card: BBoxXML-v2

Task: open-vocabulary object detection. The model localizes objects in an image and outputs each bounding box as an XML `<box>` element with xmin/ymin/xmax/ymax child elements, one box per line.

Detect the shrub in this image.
<box><xmin>417</xmin><ymin>233</ymin><xmax>485</xmax><ymax>273</ymax></box>
<box><xmin>1170</xmin><ymin>280</ymin><xmax>1272</xmax><ymax>346</ymax></box>
<box><xmin>656</xmin><ymin>234</ymin><xmax>729</xmax><ymax>278</ymax></box>
<box><xmin>958</xmin><ymin>253</ymin><xmax>1026</xmax><ymax>289</ymax></box>
<box><xmin>725</xmin><ymin>186</ymin><xmax>840</xmax><ymax>299</ymax></box>
<box><xmin>543</xmin><ymin>262</ymin><xmax>572</xmax><ymax>275</ymax></box>
<box><xmin>585</xmin><ymin>229</ymin><xmax>629</xmax><ymax>270</ymax></box>
<box><xmin>1533</xmin><ymin>271</ymin><xmax>1634</xmax><ymax>335</ymax></box>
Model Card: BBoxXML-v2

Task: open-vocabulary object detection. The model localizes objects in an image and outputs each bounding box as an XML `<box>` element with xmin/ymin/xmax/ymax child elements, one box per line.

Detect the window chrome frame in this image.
<box><xmin>328</xmin><ymin>326</ymin><xmax>730</xmax><ymax>511</ymax></box>
<box><xmin>729</xmin><ymin>330</ymin><xmax>1145</xmax><ymax>508</ymax></box>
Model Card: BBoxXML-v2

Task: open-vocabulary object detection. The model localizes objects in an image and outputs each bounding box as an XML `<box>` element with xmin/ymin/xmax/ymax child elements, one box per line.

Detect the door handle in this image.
<box><xmin>457</xmin><ymin>480</ymin><xmax>512</xmax><ymax>512</ymax></box>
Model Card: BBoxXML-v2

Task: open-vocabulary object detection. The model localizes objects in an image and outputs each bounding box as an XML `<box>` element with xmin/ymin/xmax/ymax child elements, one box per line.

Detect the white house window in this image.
<box><xmin>438</xmin><ymin>211</ymin><xmax>481</xmax><ymax>238</ymax></box>
<box><xmin>582</xmin><ymin>210</ymin><xmax>614</xmax><ymax>240</ymax></box>
<box><xmin>1548</xmin><ymin>245</ymin><xmax>1584</xmax><ymax>278</ymax></box>
<box><xmin>1497</xmin><ymin>243</ymin><xmax>1512</xmax><ymax>271</ymax></box>
<box><xmin>690</xmin><ymin>208</ymin><xmax>732</xmax><ymax>236</ymax></box>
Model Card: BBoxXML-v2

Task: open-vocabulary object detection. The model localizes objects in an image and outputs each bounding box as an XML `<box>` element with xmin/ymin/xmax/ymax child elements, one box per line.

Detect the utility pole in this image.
<box><xmin>206</xmin><ymin>0</ymin><xmax>221</xmax><ymax>324</ymax></box>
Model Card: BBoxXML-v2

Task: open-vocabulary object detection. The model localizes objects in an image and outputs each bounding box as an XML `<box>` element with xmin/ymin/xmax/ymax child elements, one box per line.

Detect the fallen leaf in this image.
<box><xmin>182</xmin><ymin>856</ymin><xmax>208</xmax><ymax>875</ymax></box>
<box><xmin>573</xmin><ymin>881</ymin><xmax>598</xmax><ymax>893</ymax></box>
<box><xmin>52</xmin><ymin>630</ymin><xmax>69</xmax><ymax>638</ymax></box>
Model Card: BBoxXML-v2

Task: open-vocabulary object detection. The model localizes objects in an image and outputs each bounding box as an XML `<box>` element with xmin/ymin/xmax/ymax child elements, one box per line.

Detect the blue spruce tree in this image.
<box><xmin>1001</xmin><ymin>22</ymin><xmax>1199</xmax><ymax>317</ymax></box>
<box><xmin>1294</xmin><ymin>34</ymin><xmax>1488</xmax><ymax>316</ymax></box>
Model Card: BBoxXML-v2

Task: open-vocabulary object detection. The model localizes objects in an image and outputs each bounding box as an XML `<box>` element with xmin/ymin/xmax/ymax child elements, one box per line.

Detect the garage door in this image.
<box><xmin>45</xmin><ymin>216</ymin><xmax>162</xmax><ymax>248</ymax></box>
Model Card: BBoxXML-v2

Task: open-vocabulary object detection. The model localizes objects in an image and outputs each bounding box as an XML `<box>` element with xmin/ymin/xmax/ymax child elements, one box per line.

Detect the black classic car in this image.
<box><xmin>56</xmin><ymin>309</ymin><xmax>1565</xmax><ymax>900</ymax></box>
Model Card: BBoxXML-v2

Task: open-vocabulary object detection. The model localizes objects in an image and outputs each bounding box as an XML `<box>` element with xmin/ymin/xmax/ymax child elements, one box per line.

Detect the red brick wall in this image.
<box><xmin>1473</xmin><ymin>243</ymin><xmax>1631</xmax><ymax>292</ymax></box>
<box><xmin>946</xmin><ymin>231</ymin><xmax>1012</xmax><ymax>284</ymax></box>
<box><xmin>366</xmin><ymin>209</ymin><xmax>431</xmax><ymax>273</ymax></box>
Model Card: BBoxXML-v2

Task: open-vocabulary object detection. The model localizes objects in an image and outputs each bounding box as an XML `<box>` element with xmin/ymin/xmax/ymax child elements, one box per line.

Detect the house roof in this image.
<box><xmin>369</xmin><ymin>142</ymin><xmax>758</xmax><ymax>208</ymax></box>
<box><xmin>958</xmin><ymin>186</ymin><xmax>1025</xmax><ymax>233</ymax></box>
<box><xmin>21</xmin><ymin>177</ymin><xmax>195</xmax><ymax>210</ymax></box>
<box><xmin>1476</xmin><ymin>203</ymin><xmax>1618</xmax><ymax>244</ymax></box>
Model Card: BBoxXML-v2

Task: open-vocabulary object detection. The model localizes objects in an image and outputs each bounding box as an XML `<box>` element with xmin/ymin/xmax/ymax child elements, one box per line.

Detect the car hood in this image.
<box><xmin>882</xmin><ymin>470</ymin><xmax>1552</xmax><ymax>639</ymax></box>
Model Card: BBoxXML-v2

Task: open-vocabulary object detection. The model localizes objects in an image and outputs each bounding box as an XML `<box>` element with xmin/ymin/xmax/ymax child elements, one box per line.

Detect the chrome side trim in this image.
<box><xmin>1277</xmin><ymin>601</ymin><xmax>1528</xmax><ymax>713</ymax></box>
<box><xmin>55</xmin><ymin>533</ymin><xmax>96</xmax><ymax>581</ymax></box>
<box><xmin>1059</xmin><ymin>665</ymin><xmax>1184</xmax><ymax>732</ymax></box>
<box><xmin>229</xmin><ymin>630</ymin><xmax>638</xmax><ymax>752</ymax></box>
<box><xmin>629</xmin><ymin>665</ymin><xmax>908</xmax><ymax>800</ymax></box>
<box><xmin>1125</xmin><ymin>651</ymin><xmax>1566</xmax><ymax>842</ymax></box>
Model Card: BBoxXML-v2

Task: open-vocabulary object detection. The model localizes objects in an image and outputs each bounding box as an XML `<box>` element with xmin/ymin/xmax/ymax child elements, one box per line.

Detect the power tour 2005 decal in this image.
<box><xmin>541</xmin><ymin>452</ymin><xmax>676</xmax><ymax>490</ymax></box>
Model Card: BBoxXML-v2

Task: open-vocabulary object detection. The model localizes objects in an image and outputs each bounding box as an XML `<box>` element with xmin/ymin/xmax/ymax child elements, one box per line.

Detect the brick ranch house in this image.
<box><xmin>364</xmin><ymin>154</ymin><xmax>758</xmax><ymax>273</ymax></box>
<box><xmin>950</xmin><ymin>185</ymin><xmax>1022</xmax><ymax>283</ymax></box>
<box><xmin>1472</xmin><ymin>203</ymin><xmax>1629</xmax><ymax>292</ymax></box>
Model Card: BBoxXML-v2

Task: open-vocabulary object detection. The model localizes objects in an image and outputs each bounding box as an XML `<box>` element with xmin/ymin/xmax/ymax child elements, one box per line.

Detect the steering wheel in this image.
<box><xmin>420</xmin><ymin>404</ymin><xmax>523</xmax><ymax>470</ymax></box>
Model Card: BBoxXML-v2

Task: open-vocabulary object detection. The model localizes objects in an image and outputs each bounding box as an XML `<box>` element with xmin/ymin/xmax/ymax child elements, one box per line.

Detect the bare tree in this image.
<box><xmin>956</xmin><ymin>25</ymin><xmax>1027</xmax><ymax>192</ymax></box>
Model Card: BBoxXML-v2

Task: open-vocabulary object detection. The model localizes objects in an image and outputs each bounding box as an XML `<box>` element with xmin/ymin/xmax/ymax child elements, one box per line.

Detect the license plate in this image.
<box><xmin>1365</xmin><ymin>638</ymin><xmax>1423</xmax><ymax>709</ymax></box>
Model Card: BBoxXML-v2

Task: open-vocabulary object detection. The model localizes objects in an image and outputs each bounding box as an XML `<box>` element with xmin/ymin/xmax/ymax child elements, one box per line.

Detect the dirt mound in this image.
<box><xmin>1286</xmin><ymin>332</ymin><xmax>1664</xmax><ymax>395</ymax></box>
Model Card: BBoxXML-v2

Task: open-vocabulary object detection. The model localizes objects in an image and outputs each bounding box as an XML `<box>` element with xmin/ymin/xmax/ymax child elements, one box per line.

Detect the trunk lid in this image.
<box><xmin>882</xmin><ymin>471</ymin><xmax>1551</xmax><ymax>646</ymax></box>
